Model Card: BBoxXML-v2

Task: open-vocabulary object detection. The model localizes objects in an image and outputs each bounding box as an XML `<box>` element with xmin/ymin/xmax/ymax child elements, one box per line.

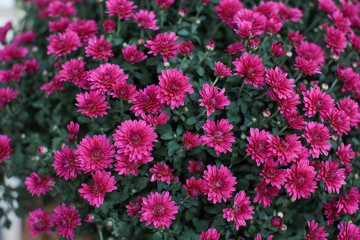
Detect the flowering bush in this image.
<box><xmin>1</xmin><ymin>0</ymin><xmax>360</xmax><ymax>239</ymax></box>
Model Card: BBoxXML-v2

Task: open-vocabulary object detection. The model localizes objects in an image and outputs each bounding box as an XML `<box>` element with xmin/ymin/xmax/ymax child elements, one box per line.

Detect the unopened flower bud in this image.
<box><xmin>331</xmin><ymin>133</ymin><xmax>338</xmax><ymax>141</ymax></box>
<box><xmin>262</xmin><ymin>109</ymin><xmax>271</xmax><ymax>118</ymax></box>
<box><xmin>32</xmin><ymin>46</ymin><xmax>38</xmax><ymax>52</ymax></box>
<box><xmin>84</xmin><ymin>213</ymin><xmax>95</xmax><ymax>223</ymax></box>
<box><xmin>355</xmin><ymin>173</ymin><xmax>359</xmax><ymax>179</ymax></box>
<box><xmin>42</xmin><ymin>70</ymin><xmax>48</xmax><ymax>76</ymax></box>
<box><xmin>103</xmin><ymin>19</ymin><xmax>115</xmax><ymax>33</ymax></box>
<box><xmin>183</xmin><ymin>106</ymin><xmax>189</xmax><ymax>113</ymax></box>
<box><xmin>32</xmin><ymin>156</ymin><xmax>39</xmax><ymax>162</ymax></box>
<box><xmin>270</xmin><ymin>216</ymin><xmax>283</xmax><ymax>228</ymax></box>
<box><xmin>21</xmin><ymin>134</ymin><xmax>26</xmax><ymax>139</ymax></box>
<box><xmin>352</xmin><ymin>61</ymin><xmax>359</xmax><ymax>68</ymax></box>
<box><xmin>137</xmin><ymin>39</ymin><xmax>145</xmax><ymax>45</ymax></box>
<box><xmin>206</xmin><ymin>40</ymin><xmax>215</xmax><ymax>51</ymax></box>
<box><xmin>277</xmin><ymin>212</ymin><xmax>283</xmax><ymax>218</ymax></box>
<box><xmin>321</xmin><ymin>83</ymin><xmax>329</xmax><ymax>90</ymax></box>
<box><xmin>286</xmin><ymin>51</ymin><xmax>293</xmax><ymax>57</ymax></box>
<box><xmin>37</xmin><ymin>145</ymin><xmax>48</xmax><ymax>154</ymax></box>
<box><xmin>251</xmin><ymin>117</ymin><xmax>257</xmax><ymax>123</ymax></box>
<box><xmin>249</xmin><ymin>37</ymin><xmax>259</xmax><ymax>50</ymax></box>
<box><xmin>178</xmin><ymin>8</ymin><xmax>188</xmax><ymax>17</ymax></box>
<box><xmin>164</xmin><ymin>61</ymin><xmax>170</xmax><ymax>68</ymax></box>
<box><xmin>281</xmin><ymin>225</ymin><xmax>287</xmax><ymax>231</ymax></box>
<box><xmin>195</xmin><ymin>19</ymin><xmax>201</xmax><ymax>25</ymax></box>
<box><xmin>105</xmin><ymin>218</ymin><xmax>114</xmax><ymax>228</ymax></box>
<box><xmin>241</xmin><ymin>133</ymin><xmax>246</xmax><ymax>139</ymax></box>
<box><xmin>331</xmin><ymin>53</ymin><xmax>340</xmax><ymax>61</ymax></box>
<box><xmin>172</xmin><ymin>176</ymin><xmax>179</xmax><ymax>184</ymax></box>
<box><xmin>311</xmin><ymin>81</ymin><xmax>319</xmax><ymax>87</ymax></box>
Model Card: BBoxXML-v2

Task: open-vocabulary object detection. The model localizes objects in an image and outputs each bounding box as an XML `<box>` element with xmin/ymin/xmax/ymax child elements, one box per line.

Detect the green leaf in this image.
<box><xmin>168</xmin><ymin>140</ymin><xmax>180</xmax><ymax>157</ymax></box>
<box><xmin>185</xmin><ymin>116</ymin><xmax>197</xmax><ymax>125</ymax></box>
<box><xmin>160</xmin><ymin>132</ymin><xmax>174</xmax><ymax>140</ymax></box>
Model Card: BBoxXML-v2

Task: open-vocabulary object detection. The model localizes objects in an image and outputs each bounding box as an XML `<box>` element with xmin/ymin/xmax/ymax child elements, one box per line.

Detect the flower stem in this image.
<box><xmin>212</xmin><ymin>77</ymin><xmax>219</xmax><ymax>86</ymax></box>
<box><xmin>197</xmin><ymin>109</ymin><xmax>207</xmax><ymax>118</ymax></box>
<box><xmin>160</xmin><ymin>10</ymin><xmax>164</xmax><ymax>28</ymax></box>
<box><xmin>120</xmin><ymin>99</ymin><xmax>124</xmax><ymax>118</ymax></box>
<box><xmin>238</xmin><ymin>81</ymin><xmax>245</xmax><ymax>97</ymax></box>
<box><xmin>294</xmin><ymin>72</ymin><xmax>303</xmax><ymax>83</ymax></box>
<box><xmin>328</xmin><ymin>79</ymin><xmax>338</xmax><ymax>93</ymax></box>
<box><xmin>180</xmin><ymin>57</ymin><xmax>186</xmax><ymax>70</ymax></box>
<box><xmin>278</xmin><ymin>126</ymin><xmax>287</xmax><ymax>134</ymax></box>
<box><xmin>116</xmin><ymin>18</ymin><xmax>121</xmax><ymax>37</ymax></box>
<box><xmin>97</xmin><ymin>225</ymin><xmax>104</xmax><ymax>240</ymax></box>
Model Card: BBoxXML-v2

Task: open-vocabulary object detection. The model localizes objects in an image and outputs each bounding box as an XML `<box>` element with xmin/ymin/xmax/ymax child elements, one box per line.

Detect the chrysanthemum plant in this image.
<box><xmin>1</xmin><ymin>0</ymin><xmax>360</xmax><ymax>239</ymax></box>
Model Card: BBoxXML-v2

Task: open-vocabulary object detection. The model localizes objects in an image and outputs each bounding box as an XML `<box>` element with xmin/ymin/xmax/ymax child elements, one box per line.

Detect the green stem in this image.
<box><xmin>328</xmin><ymin>79</ymin><xmax>338</xmax><ymax>93</ymax></box>
<box><xmin>120</xmin><ymin>99</ymin><xmax>124</xmax><ymax>117</ymax></box>
<box><xmin>194</xmin><ymin>4</ymin><xmax>204</xmax><ymax>20</ymax></box>
<box><xmin>116</xmin><ymin>18</ymin><xmax>121</xmax><ymax>37</ymax></box>
<box><xmin>180</xmin><ymin>57</ymin><xmax>186</xmax><ymax>70</ymax></box>
<box><xmin>99</xmin><ymin>1</ymin><xmax>104</xmax><ymax>24</ymax></box>
<box><xmin>294</xmin><ymin>72</ymin><xmax>303</xmax><ymax>83</ymax></box>
<box><xmin>254</xmin><ymin>91</ymin><xmax>267</xmax><ymax>101</ymax></box>
<box><xmin>267</xmin><ymin>109</ymin><xmax>279</xmax><ymax>122</ymax></box>
<box><xmin>97</xmin><ymin>225</ymin><xmax>104</xmax><ymax>240</ymax></box>
<box><xmin>212</xmin><ymin>77</ymin><xmax>219</xmax><ymax>86</ymax></box>
<box><xmin>197</xmin><ymin>109</ymin><xmax>207</xmax><ymax>118</ymax></box>
<box><xmin>238</xmin><ymin>81</ymin><xmax>245</xmax><ymax>97</ymax></box>
<box><xmin>259</xmin><ymin>36</ymin><xmax>269</xmax><ymax>50</ymax></box>
<box><xmin>278</xmin><ymin>126</ymin><xmax>287</xmax><ymax>134</ymax></box>
<box><xmin>160</xmin><ymin>10</ymin><xmax>164</xmax><ymax>28</ymax></box>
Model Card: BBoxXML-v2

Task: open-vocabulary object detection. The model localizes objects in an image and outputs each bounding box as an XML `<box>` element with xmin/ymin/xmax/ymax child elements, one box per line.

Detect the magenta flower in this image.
<box><xmin>201</xmin><ymin>119</ymin><xmax>235</xmax><ymax>156</ymax></box>
<box><xmin>114</xmin><ymin>153</ymin><xmax>152</xmax><ymax>176</ymax></box>
<box><xmin>47</xmin><ymin>31</ymin><xmax>81</xmax><ymax>59</ymax></box>
<box><xmin>130</xmin><ymin>85</ymin><xmax>165</xmax><ymax>116</ymax></box>
<box><xmin>66</xmin><ymin>20</ymin><xmax>98</xmax><ymax>44</ymax></box>
<box><xmin>203</xmin><ymin>165</ymin><xmax>237</xmax><ymax>204</ymax></box>
<box><xmin>27</xmin><ymin>209</ymin><xmax>54</xmax><ymax>238</ymax></box>
<box><xmin>53</xmin><ymin>203</ymin><xmax>81</xmax><ymax>240</ymax></box>
<box><xmin>25</xmin><ymin>172</ymin><xmax>54</xmax><ymax>197</ymax></box>
<box><xmin>78</xmin><ymin>170</ymin><xmax>117</xmax><ymax>207</ymax></box>
<box><xmin>89</xmin><ymin>63</ymin><xmax>128</xmax><ymax>94</ymax></box>
<box><xmin>199</xmin><ymin>83</ymin><xmax>230</xmax><ymax>116</ymax></box>
<box><xmin>317</xmin><ymin>161</ymin><xmax>345</xmax><ymax>194</ymax></box>
<box><xmin>188</xmin><ymin>159</ymin><xmax>204</xmax><ymax>174</ymax></box>
<box><xmin>40</xmin><ymin>75</ymin><xmax>64</xmax><ymax>98</ymax></box>
<box><xmin>182</xmin><ymin>131</ymin><xmax>202</xmax><ymax>151</ymax></box>
<box><xmin>65</xmin><ymin>121</ymin><xmax>80</xmax><ymax>142</ymax></box>
<box><xmin>85</xmin><ymin>35</ymin><xmax>114</xmax><ymax>61</ymax></box>
<box><xmin>126</xmin><ymin>196</ymin><xmax>143</xmax><ymax>217</ymax></box>
<box><xmin>246</xmin><ymin>128</ymin><xmax>271</xmax><ymax>166</ymax></box>
<box><xmin>325</xmin><ymin>25</ymin><xmax>347</xmax><ymax>54</ymax></box>
<box><xmin>157</xmin><ymin>68</ymin><xmax>193</xmax><ymax>109</ymax></box>
<box><xmin>303</xmin><ymin>87</ymin><xmax>335</xmax><ymax>122</ymax></box>
<box><xmin>337</xmin><ymin>222</ymin><xmax>360</xmax><ymax>240</ymax></box>
<box><xmin>285</xmin><ymin>111</ymin><xmax>306</xmax><ymax>130</ymax></box>
<box><xmin>122</xmin><ymin>45</ymin><xmax>147</xmax><ymax>64</ymax></box>
<box><xmin>141</xmin><ymin>111</ymin><xmax>169</xmax><ymax>129</ymax></box>
<box><xmin>260</xmin><ymin>158</ymin><xmax>286</xmax><ymax>189</ymax></box>
<box><xmin>234</xmin><ymin>9</ymin><xmax>267</xmax><ymax>38</ymax></box>
<box><xmin>337</xmin><ymin>187</ymin><xmax>360</xmax><ymax>214</ymax></box>
<box><xmin>24</xmin><ymin>59</ymin><xmax>40</xmax><ymax>74</ymax></box>
<box><xmin>145</xmin><ymin>32</ymin><xmax>179</xmax><ymax>61</ymax></box>
<box><xmin>337</xmin><ymin>97</ymin><xmax>360</xmax><ymax>128</ymax></box>
<box><xmin>302</xmin><ymin>121</ymin><xmax>331</xmax><ymax>158</ymax></box>
<box><xmin>46</xmin><ymin>1</ymin><xmax>76</xmax><ymax>18</ymax></box>
<box><xmin>0</xmin><ymin>44</ymin><xmax>28</xmax><ymax>62</ymax></box>
<box><xmin>113</xmin><ymin>119</ymin><xmax>158</xmax><ymax>162</ymax></box>
<box><xmin>103</xmin><ymin>19</ymin><xmax>116</xmax><ymax>33</ymax></box>
<box><xmin>0</xmin><ymin>87</ymin><xmax>18</xmax><ymax>107</ymax></box>
<box><xmin>106</xmin><ymin>0</ymin><xmax>137</xmax><ymax>20</ymax></box>
<box><xmin>215</xmin><ymin>0</ymin><xmax>243</xmax><ymax>27</ymax></box>
<box><xmin>0</xmin><ymin>135</ymin><xmax>12</xmax><ymax>163</ymax></box>
<box><xmin>255</xmin><ymin>233</ymin><xmax>273</xmax><ymax>240</ymax></box>
<box><xmin>149</xmin><ymin>162</ymin><xmax>174</xmax><ymax>184</ymax></box>
<box><xmin>133</xmin><ymin>10</ymin><xmax>159</xmax><ymax>30</ymax></box>
<box><xmin>254</xmin><ymin>179</ymin><xmax>279</xmax><ymax>207</ymax></box>
<box><xmin>155</xmin><ymin>0</ymin><xmax>174</xmax><ymax>9</ymax></box>
<box><xmin>223</xmin><ymin>190</ymin><xmax>254</xmax><ymax>229</ymax></box>
<box><xmin>183</xmin><ymin>177</ymin><xmax>206</xmax><ymax>199</ymax></box>
<box><xmin>49</xmin><ymin>17</ymin><xmax>71</xmax><ymax>32</ymax></box>
<box><xmin>179</xmin><ymin>40</ymin><xmax>194</xmax><ymax>56</ymax></box>
<box><xmin>327</xmin><ymin>108</ymin><xmax>351</xmax><ymax>136</ymax></box>
<box><xmin>53</xmin><ymin>146</ymin><xmax>81</xmax><ymax>180</ymax></box>
<box><xmin>288</xmin><ymin>30</ymin><xmax>306</xmax><ymax>44</ymax></box>
<box><xmin>233</xmin><ymin>53</ymin><xmax>266</xmax><ymax>88</ymax></box>
<box><xmin>213</xmin><ymin>61</ymin><xmax>233</xmax><ymax>78</ymax></box>
<box><xmin>59</xmin><ymin>59</ymin><xmax>87</xmax><ymax>85</ymax></box>
<box><xmin>76</xmin><ymin>134</ymin><xmax>115</xmax><ymax>173</ymax></box>
<box><xmin>200</xmin><ymin>228</ymin><xmax>221</xmax><ymax>240</ymax></box>
<box><xmin>225</xmin><ymin>42</ymin><xmax>245</xmax><ymax>55</ymax></box>
<box><xmin>295</xmin><ymin>41</ymin><xmax>325</xmax><ymax>66</ymax></box>
<box><xmin>268</xmin><ymin>134</ymin><xmax>303</xmax><ymax>165</ymax></box>
<box><xmin>266</xmin><ymin>67</ymin><xmax>295</xmax><ymax>99</ymax></box>
<box><xmin>75</xmin><ymin>91</ymin><xmax>110</xmax><ymax>118</ymax></box>
<box><xmin>336</xmin><ymin>143</ymin><xmax>355</xmax><ymax>165</ymax></box>
<box><xmin>324</xmin><ymin>199</ymin><xmax>341</xmax><ymax>225</ymax></box>
<box><xmin>285</xmin><ymin>159</ymin><xmax>317</xmax><ymax>200</ymax></box>
<box><xmin>139</xmin><ymin>191</ymin><xmax>178</xmax><ymax>228</ymax></box>
<box><xmin>305</xmin><ymin>220</ymin><xmax>329</xmax><ymax>240</ymax></box>
<box><xmin>111</xmin><ymin>80</ymin><xmax>137</xmax><ymax>101</ymax></box>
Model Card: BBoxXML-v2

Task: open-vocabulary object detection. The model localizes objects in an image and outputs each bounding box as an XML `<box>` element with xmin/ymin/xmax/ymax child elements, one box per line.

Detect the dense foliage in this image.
<box><xmin>1</xmin><ymin>0</ymin><xmax>360</xmax><ymax>239</ymax></box>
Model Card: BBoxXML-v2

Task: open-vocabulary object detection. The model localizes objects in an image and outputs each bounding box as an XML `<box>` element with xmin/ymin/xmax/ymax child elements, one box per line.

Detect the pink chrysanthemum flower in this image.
<box><xmin>317</xmin><ymin>161</ymin><xmax>345</xmax><ymax>194</ymax></box>
<box><xmin>268</xmin><ymin>90</ymin><xmax>300</xmax><ymax>115</ymax></box>
<box><xmin>149</xmin><ymin>162</ymin><xmax>174</xmax><ymax>184</ymax></box>
<box><xmin>254</xmin><ymin>179</ymin><xmax>279</xmax><ymax>207</ymax></box>
<box><xmin>66</xmin><ymin>20</ymin><xmax>98</xmax><ymax>44</ymax></box>
<box><xmin>25</xmin><ymin>172</ymin><xmax>55</xmax><ymax>197</ymax></box>
<box><xmin>199</xmin><ymin>83</ymin><xmax>230</xmax><ymax>116</ymax></box>
<box><xmin>349</xmin><ymin>33</ymin><xmax>360</xmax><ymax>53</ymax></box>
<box><xmin>183</xmin><ymin>177</ymin><xmax>207</xmax><ymax>199</ymax></box>
<box><xmin>213</xmin><ymin>61</ymin><xmax>233</xmax><ymax>78</ymax></box>
<box><xmin>336</xmin><ymin>65</ymin><xmax>359</xmax><ymax>92</ymax></box>
<box><xmin>305</xmin><ymin>220</ymin><xmax>329</xmax><ymax>240</ymax></box>
<box><xmin>179</xmin><ymin>40</ymin><xmax>194</xmax><ymax>56</ymax></box>
<box><xmin>141</xmin><ymin>112</ymin><xmax>169</xmax><ymax>129</ymax></box>
<box><xmin>285</xmin><ymin>111</ymin><xmax>306</xmax><ymax>130</ymax></box>
<box><xmin>330</xmin><ymin>11</ymin><xmax>352</xmax><ymax>33</ymax></box>
<box><xmin>76</xmin><ymin>135</ymin><xmax>115</xmax><ymax>173</ymax></box>
<box><xmin>122</xmin><ymin>45</ymin><xmax>148</xmax><ymax>64</ymax></box>
<box><xmin>103</xmin><ymin>19</ymin><xmax>116</xmax><ymax>33</ymax></box>
<box><xmin>295</xmin><ymin>41</ymin><xmax>325</xmax><ymax>66</ymax></box>
<box><xmin>0</xmin><ymin>135</ymin><xmax>12</xmax><ymax>163</ymax></box>
<box><xmin>285</xmin><ymin>159</ymin><xmax>317</xmax><ymax>200</ymax></box>
<box><xmin>337</xmin><ymin>222</ymin><xmax>360</xmax><ymax>240</ymax></box>
<box><xmin>65</xmin><ymin>121</ymin><xmax>79</xmax><ymax>142</ymax></box>
<box><xmin>40</xmin><ymin>75</ymin><xmax>64</xmax><ymax>98</ymax></box>
<box><xmin>265</xmin><ymin>14</ymin><xmax>283</xmax><ymax>35</ymax></box>
<box><xmin>113</xmin><ymin>119</ymin><xmax>158</xmax><ymax>162</ymax></box>
<box><xmin>155</xmin><ymin>0</ymin><xmax>174</xmax><ymax>9</ymax></box>
<box><xmin>182</xmin><ymin>131</ymin><xmax>202</xmax><ymax>151</ymax></box>
<box><xmin>89</xmin><ymin>63</ymin><xmax>128</xmax><ymax>94</ymax></box>
<box><xmin>327</xmin><ymin>108</ymin><xmax>351</xmax><ymax>136</ymax></box>
<box><xmin>268</xmin><ymin>134</ymin><xmax>303</xmax><ymax>165</ymax></box>
<box><xmin>106</xmin><ymin>0</ymin><xmax>137</xmax><ymax>19</ymax></box>
<box><xmin>47</xmin><ymin>31</ymin><xmax>81</xmax><ymax>59</ymax></box>
<box><xmin>59</xmin><ymin>59</ymin><xmax>87</xmax><ymax>85</ymax></box>
<box><xmin>49</xmin><ymin>17</ymin><xmax>71</xmax><ymax>32</ymax></box>
<box><xmin>157</xmin><ymin>68</ymin><xmax>193</xmax><ymax>109</ymax></box>
<box><xmin>203</xmin><ymin>165</ymin><xmax>237</xmax><ymax>204</ymax></box>
<box><xmin>46</xmin><ymin>1</ymin><xmax>76</xmax><ymax>18</ymax></box>
<box><xmin>324</xmin><ymin>199</ymin><xmax>341</xmax><ymax>225</ymax></box>
<box><xmin>302</xmin><ymin>121</ymin><xmax>331</xmax><ymax>158</ymax></box>
<box><xmin>318</xmin><ymin>0</ymin><xmax>338</xmax><ymax>13</ymax></box>
<box><xmin>225</xmin><ymin>42</ymin><xmax>245</xmax><ymax>55</ymax></box>
<box><xmin>337</xmin><ymin>97</ymin><xmax>360</xmax><ymax>128</ymax></box>
<box><xmin>303</xmin><ymin>87</ymin><xmax>335</xmax><ymax>122</ymax></box>
<box><xmin>233</xmin><ymin>52</ymin><xmax>266</xmax><ymax>88</ymax></box>
<box><xmin>288</xmin><ymin>30</ymin><xmax>306</xmax><ymax>44</ymax></box>
<box><xmin>126</xmin><ymin>196</ymin><xmax>143</xmax><ymax>217</ymax></box>
<box><xmin>215</xmin><ymin>0</ymin><xmax>243</xmax><ymax>27</ymax></box>
<box><xmin>75</xmin><ymin>91</ymin><xmax>110</xmax><ymax>118</ymax></box>
<box><xmin>324</xmin><ymin>26</ymin><xmax>347</xmax><ymax>54</ymax></box>
<box><xmin>0</xmin><ymin>21</ymin><xmax>11</xmax><ymax>44</ymax></box>
<box><xmin>337</xmin><ymin>187</ymin><xmax>360</xmax><ymax>215</ymax></box>
<box><xmin>0</xmin><ymin>64</ymin><xmax>25</xmax><ymax>82</ymax></box>
<box><xmin>200</xmin><ymin>228</ymin><xmax>221</xmax><ymax>240</ymax></box>
<box><xmin>53</xmin><ymin>203</ymin><xmax>81</xmax><ymax>240</ymax></box>
<box><xmin>24</xmin><ymin>59</ymin><xmax>40</xmax><ymax>74</ymax></box>
<box><xmin>223</xmin><ymin>190</ymin><xmax>254</xmax><ymax>229</ymax></box>
<box><xmin>0</xmin><ymin>44</ymin><xmax>28</xmax><ymax>62</ymax></box>
<box><xmin>133</xmin><ymin>10</ymin><xmax>159</xmax><ymax>30</ymax></box>
<box><xmin>266</xmin><ymin>67</ymin><xmax>295</xmax><ymax>99</ymax></box>
<box><xmin>233</xmin><ymin>8</ymin><xmax>267</xmax><ymax>38</ymax></box>
<box><xmin>336</xmin><ymin>143</ymin><xmax>355</xmax><ymax>165</ymax></box>
<box><xmin>255</xmin><ymin>233</ymin><xmax>273</xmax><ymax>240</ymax></box>
<box><xmin>111</xmin><ymin>80</ymin><xmax>137</xmax><ymax>101</ymax></box>
<box><xmin>0</xmin><ymin>87</ymin><xmax>18</xmax><ymax>107</ymax></box>
<box><xmin>246</xmin><ymin>128</ymin><xmax>271</xmax><ymax>166</ymax></box>
<box><xmin>139</xmin><ymin>191</ymin><xmax>178</xmax><ymax>228</ymax></box>
<box><xmin>295</xmin><ymin>57</ymin><xmax>322</xmax><ymax>75</ymax></box>
<box><xmin>188</xmin><ymin>159</ymin><xmax>204</xmax><ymax>174</ymax></box>
<box><xmin>145</xmin><ymin>32</ymin><xmax>179</xmax><ymax>62</ymax></box>
<box><xmin>85</xmin><ymin>35</ymin><xmax>114</xmax><ymax>61</ymax></box>
<box><xmin>278</xmin><ymin>2</ymin><xmax>303</xmax><ymax>22</ymax></box>
<box><xmin>201</xmin><ymin>119</ymin><xmax>235</xmax><ymax>156</ymax></box>
<box><xmin>114</xmin><ymin>153</ymin><xmax>152</xmax><ymax>176</ymax></box>
<box><xmin>13</xmin><ymin>31</ymin><xmax>37</xmax><ymax>45</ymax></box>
<box><xmin>260</xmin><ymin>158</ymin><xmax>286</xmax><ymax>189</ymax></box>
<box><xmin>27</xmin><ymin>208</ymin><xmax>54</xmax><ymax>238</ymax></box>
<box><xmin>78</xmin><ymin>170</ymin><xmax>117</xmax><ymax>207</ymax></box>
<box><xmin>130</xmin><ymin>85</ymin><xmax>165</xmax><ymax>116</ymax></box>
<box><xmin>53</xmin><ymin>146</ymin><xmax>81</xmax><ymax>180</ymax></box>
